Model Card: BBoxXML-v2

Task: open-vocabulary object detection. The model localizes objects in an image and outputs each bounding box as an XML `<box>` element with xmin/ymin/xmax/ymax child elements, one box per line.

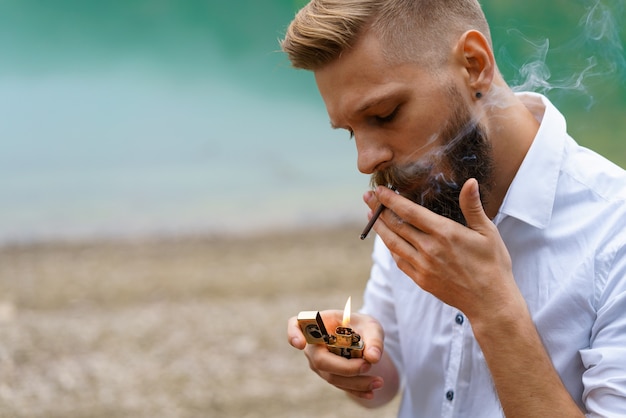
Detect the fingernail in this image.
<box><xmin>290</xmin><ymin>337</ymin><xmax>301</xmax><ymax>347</ymax></box>
<box><xmin>370</xmin><ymin>379</ymin><xmax>383</xmax><ymax>390</ymax></box>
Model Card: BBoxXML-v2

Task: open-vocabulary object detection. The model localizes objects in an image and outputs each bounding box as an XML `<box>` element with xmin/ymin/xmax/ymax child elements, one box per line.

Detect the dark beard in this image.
<box><xmin>371</xmin><ymin>100</ymin><xmax>494</xmax><ymax>226</ymax></box>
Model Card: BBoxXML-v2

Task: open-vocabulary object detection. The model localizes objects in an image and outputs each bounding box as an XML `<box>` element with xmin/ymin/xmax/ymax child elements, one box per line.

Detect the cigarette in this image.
<box><xmin>360</xmin><ymin>202</ymin><xmax>386</xmax><ymax>240</ymax></box>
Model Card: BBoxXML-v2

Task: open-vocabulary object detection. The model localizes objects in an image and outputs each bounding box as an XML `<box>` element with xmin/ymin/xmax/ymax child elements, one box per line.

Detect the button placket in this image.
<box><xmin>441</xmin><ymin>311</ymin><xmax>465</xmax><ymax>417</ymax></box>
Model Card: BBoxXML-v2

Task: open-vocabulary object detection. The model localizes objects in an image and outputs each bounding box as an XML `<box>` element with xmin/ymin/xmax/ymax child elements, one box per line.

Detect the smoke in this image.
<box><xmin>371</xmin><ymin>86</ymin><xmax>495</xmax><ymax>225</ymax></box>
<box><xmin>506</xmin><ymin>0</ymin><xmax>624</xmax><ymax>108</ymax></box>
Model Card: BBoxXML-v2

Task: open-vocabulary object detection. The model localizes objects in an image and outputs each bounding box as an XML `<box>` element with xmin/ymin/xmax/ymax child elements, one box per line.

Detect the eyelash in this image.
<box><xmin>375</xmin><ymin>107</ymin><xmax>399</xmax><ymax>124</ymax></box>
<box><xmin>347</xmin><ymin>106</ymin><xmax>399</xmax><ymax>139</ymax></box>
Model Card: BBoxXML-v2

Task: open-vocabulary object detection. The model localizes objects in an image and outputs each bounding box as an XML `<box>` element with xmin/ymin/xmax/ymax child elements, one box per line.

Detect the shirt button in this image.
<box><xmin>455</xmin><ymin>313</ymin><xmax>464</xmax><ymax>325</ymax></box>
<box><xmin>446</xmin><ymin>390</ymin><xmax>454</xmax><ymax>401</ymax></box>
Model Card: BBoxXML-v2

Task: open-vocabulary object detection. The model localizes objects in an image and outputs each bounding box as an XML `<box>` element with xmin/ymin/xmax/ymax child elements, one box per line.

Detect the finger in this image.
<box><xmin>347</xmin><ymin>388</ymin><xmax>377</xmax><ymax>400</ymax></box>
<box><xmin>306</xmin><ymin>344</ymin><xmax>369</xmax><ymax>377</ymax></box>
<box><xmin>373</xmin><ymin>205</ymin><xmax>424</xmax><ymax>262</ymax></box>
<box><xmin>459</xmin><ymin>178</ymin><xmax>492</xmax><ymax>234</ymax></box>
<box><xmin>374</xmin><ymin>185</ymin><xmax>443</xmax><ymax>234</ymax></box>
<box><xmin>325</xmin><ymin>373</ymin><xmax>384</xmax><ymax>395</ymax></box>
<box><xmin>346</xmin><ymin>376</ymin><xmax>385</xmax><ymax>400</ymax></box>
<box><xmin>351</xmin><ymin>313</ymin><xmax>384</xmax><ymax>364</ymax></box>
<box><xmin>371</xmin><ymin>206</ymin><xmax>428</xmax><ymax>285</ymax></box>
<box><xmin>287</xmin><ymin>316</ymin><xmax>306</xmax><ymax>349</ymax></box>
<box><xmin>363</xmin><ymin>190</ymin><xmax>382</xmax><ymax>213</ymax></box>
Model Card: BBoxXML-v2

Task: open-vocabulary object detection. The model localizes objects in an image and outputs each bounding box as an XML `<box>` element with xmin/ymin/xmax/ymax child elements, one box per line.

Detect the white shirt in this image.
<box><xmin>361</xmin><ymin>93</ymin><xmax>626</xmax><ymax>417</ymax></box>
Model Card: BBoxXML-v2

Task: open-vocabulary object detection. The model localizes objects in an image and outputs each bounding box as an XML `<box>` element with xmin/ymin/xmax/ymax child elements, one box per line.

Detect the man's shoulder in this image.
<box><xmin>561</xmin><ymin>137</ymin><xmax>626</xmax><ymax>203</ymax></box>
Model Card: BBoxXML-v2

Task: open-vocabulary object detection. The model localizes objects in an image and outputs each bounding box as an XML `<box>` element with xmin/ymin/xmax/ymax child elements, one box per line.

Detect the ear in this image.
<box><xmin>453</xmin><ymin>30</ymin><xmax>495</xmax><ymax>97</ymax></box>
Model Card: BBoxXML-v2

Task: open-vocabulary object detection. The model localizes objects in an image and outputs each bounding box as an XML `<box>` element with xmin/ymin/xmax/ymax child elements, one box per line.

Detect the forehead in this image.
<box><xmin>313</xmin><ymin>32</ymin><xmax>434</xmax><ymax>124</ymax></box>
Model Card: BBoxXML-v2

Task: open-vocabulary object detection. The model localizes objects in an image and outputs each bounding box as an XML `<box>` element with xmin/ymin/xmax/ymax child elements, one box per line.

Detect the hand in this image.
<box><xmin>287</xmin><ymin>310</ymin><xmax>386</xmax><ymax>400</ymax></box>
<box><xmin>364</xmin><ymin>178</ymin><xmax>521</xmax><ymax>325</ymax></box>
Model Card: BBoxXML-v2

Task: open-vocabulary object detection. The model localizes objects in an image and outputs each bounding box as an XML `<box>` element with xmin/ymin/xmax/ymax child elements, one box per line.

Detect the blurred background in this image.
<box><xmin>0</xmin><ymin>1</ymin><xmax>624</xmax><ymax>417</ymax></box>
<box><xmin>0</xmin><ymin>0</ymin><xmax>366</xmax><ymax>244</ymax></box>
<box><xmin>0</xmin><ymin>0</ymin><xmax>624</xmax><ymax>244</ymax></box>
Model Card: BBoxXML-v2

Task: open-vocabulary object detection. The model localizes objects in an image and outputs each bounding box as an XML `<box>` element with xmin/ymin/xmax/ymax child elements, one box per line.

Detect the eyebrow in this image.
<box><xmin>356</xmin><ymin>94</ymin><xmax>394</xmax><ymax>114</ymax></box>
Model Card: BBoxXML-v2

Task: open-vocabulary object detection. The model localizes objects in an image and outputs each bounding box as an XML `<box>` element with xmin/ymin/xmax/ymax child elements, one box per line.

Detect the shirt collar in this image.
<box><xmin>495</xmin><ymin>93</ymin><xmax>567</xmax><ymax>229</ymax></box>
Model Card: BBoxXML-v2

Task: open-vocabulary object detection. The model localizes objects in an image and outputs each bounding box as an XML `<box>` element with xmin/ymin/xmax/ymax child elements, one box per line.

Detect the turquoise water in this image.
<box><xmin>0</xmin><ymin>1</ymin><xmax>367</xmax><ymax>242</ymax></box>
<box><xmin>1</xmin><ymin>0</ymin><xmax>624</xmax><ymax>243</ymax></box>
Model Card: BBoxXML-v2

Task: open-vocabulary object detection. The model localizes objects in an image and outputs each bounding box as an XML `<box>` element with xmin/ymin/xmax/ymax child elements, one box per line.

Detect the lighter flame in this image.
<box><xmin>342</xmin><ymin>296</ymin><xmax>352</xmax><ymax>327</ymax></box>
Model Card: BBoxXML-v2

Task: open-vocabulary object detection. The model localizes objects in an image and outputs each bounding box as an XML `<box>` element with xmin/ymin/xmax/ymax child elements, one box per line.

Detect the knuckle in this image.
<box><xmin>395</xmin><ymin>257</ymin><xmax>411</xmax><ymax>273</ymax></box>
<box><xmin>386</xmin><ymin>237</ymin><xmax>403</xmax><ymax>254</ymax></box>
<box><xmin>436</xmin><ymin>221</ymin><xmax>456</xmax><ymax>237</ymax></box>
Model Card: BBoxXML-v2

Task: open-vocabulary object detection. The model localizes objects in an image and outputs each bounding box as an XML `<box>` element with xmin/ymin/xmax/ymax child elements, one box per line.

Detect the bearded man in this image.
<box><xmin>282</xmin><ymin>1</ymin><xmax>626</xmax><ymax>416</ymax></box>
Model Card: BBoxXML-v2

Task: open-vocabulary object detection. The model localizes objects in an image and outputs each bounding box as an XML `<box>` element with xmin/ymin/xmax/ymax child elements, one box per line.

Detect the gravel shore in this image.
<box><xmin>0</xmin><ymin>225</ymin><xmax>399</xmax><ymax>417</ymax></box>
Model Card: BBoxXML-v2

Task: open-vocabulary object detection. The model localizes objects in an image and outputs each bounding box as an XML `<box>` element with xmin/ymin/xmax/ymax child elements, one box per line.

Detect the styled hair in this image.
<box><xmin>281</xmin><ymin>0</ymin><xmax>492</xmax><ymax>70</ymax></box>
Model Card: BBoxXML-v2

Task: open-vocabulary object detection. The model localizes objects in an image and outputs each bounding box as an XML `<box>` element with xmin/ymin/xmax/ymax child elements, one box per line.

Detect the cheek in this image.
<box><xmin>394</xmin><ymin>128</ymin><xmax>445</xmax><ymax>168</ymax></box>
<box><xmin>395</xmin><ymin>109</ymin><xmax>452</xmax><ymax>165</ymax></box>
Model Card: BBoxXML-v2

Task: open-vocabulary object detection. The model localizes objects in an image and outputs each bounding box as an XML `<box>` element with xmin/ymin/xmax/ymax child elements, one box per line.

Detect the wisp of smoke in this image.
<box><xmin>371</xmin><ymin>89</ymin><xmax>495</xmax><ymax>226</ymax></box>
<box><xmin>507</xmin><ymin>0</ymin><xmax>624</xmax><ymax>108</ymax></box>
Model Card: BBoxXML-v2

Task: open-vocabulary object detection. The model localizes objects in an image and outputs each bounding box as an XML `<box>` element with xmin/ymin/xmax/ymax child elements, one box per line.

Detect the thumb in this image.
<box><xmin>459</xmin><ymin>178</ymin><xmax>491</xmax><ymax>232</ymax></box>
<box><xmin>287</xmin><ymin>316</ymin><xmax>307</xmax><ymax>350</ymax></box>
<box><xmin>352</xmin><ymin>313</ymin><xmax>384</xmax><ymax>364</ymax></box>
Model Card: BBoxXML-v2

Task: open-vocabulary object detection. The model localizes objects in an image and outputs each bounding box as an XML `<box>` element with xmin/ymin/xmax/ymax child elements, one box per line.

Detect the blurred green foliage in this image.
<box><xmin>481</xmin><ymin>0</ymin><xmax>625</xmax><ymax>163</ymax></box>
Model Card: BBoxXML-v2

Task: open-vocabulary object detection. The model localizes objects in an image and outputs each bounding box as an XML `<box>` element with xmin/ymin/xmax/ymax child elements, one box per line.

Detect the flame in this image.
<box><xmin>342</xmin><ymin>296</ymin><xmax>352</xmax><ymax>327</ymax></box>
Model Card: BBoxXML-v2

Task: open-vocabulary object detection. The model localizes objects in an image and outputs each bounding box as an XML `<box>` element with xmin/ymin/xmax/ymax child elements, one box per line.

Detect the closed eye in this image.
<box><xmin>374</xmin><ymin>106</ymin><xmax>399</xmax><ymax>124</ymax></box>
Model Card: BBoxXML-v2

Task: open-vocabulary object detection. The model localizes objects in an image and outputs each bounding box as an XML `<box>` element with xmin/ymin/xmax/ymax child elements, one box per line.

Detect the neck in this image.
<box><xmin>481</xmin><ymin>83</ymin><xmax>540</xmax><ymax>219</ymax></box>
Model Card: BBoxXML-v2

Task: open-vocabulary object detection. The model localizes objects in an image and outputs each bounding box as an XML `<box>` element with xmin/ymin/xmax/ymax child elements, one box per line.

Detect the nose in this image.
<box><xmin>355</xmin><ymin>133</ymin><xmax>392</xmax><ymax>174</ymax></box>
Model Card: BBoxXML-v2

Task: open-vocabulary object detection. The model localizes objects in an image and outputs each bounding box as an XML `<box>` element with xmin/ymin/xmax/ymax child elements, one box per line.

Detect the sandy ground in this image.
<box><xmin>0</xmin><ymin>225</ymin><xmax>400</xmax><ymax>417</ymax></box>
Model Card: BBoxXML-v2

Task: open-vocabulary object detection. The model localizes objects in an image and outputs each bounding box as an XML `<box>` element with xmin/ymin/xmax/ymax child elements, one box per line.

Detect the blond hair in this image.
<box><xmin>281</xmin><ymin>0</ymin><xmax>491</xmax><ymax>70</ymax></box>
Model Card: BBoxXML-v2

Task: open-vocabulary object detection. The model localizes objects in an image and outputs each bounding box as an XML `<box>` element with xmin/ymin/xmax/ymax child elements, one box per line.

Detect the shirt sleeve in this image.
<box><xmin>360</xmin><ymin>236</ymin><xmax>404</xmax><ymax>375</ymax></box>
<box><xmin>580</xmin><ymin>236</ymin><xmax>626</xmax><ymax>416</ymax></box>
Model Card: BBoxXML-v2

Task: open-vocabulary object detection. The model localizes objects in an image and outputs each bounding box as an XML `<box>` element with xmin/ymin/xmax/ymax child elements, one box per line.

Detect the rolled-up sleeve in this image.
<box><xmin>581</xmin><ymin>238</ymin><xmax>626</xmax><ymax>416</ymax></box>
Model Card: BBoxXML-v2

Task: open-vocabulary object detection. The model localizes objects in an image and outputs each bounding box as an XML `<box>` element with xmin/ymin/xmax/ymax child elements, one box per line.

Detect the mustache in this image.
<box><xmin>369</xmin><ymin>120</ymin><xmax>493</xmax><ymax>225</ymax></box>
<box><xmin>371</xmin><ymin>129</ymin><xmax>483</xmax><ymax>200</ymax></box>
<box><xmin>371</xmin><ymin>158</ymin><xmax>450</xmax><ymax>203</ymax></box>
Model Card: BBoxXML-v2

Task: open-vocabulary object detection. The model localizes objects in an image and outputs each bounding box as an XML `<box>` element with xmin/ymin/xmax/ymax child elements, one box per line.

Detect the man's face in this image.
<box><xmin>314</xmin><ymin>31</ymin><xmax>493</xmax><ymax>223</ymax></box>
<box><xmin>371</xmin><ymin>85</ymin><xmax>494</xmax><ymax>225</ymax></box>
